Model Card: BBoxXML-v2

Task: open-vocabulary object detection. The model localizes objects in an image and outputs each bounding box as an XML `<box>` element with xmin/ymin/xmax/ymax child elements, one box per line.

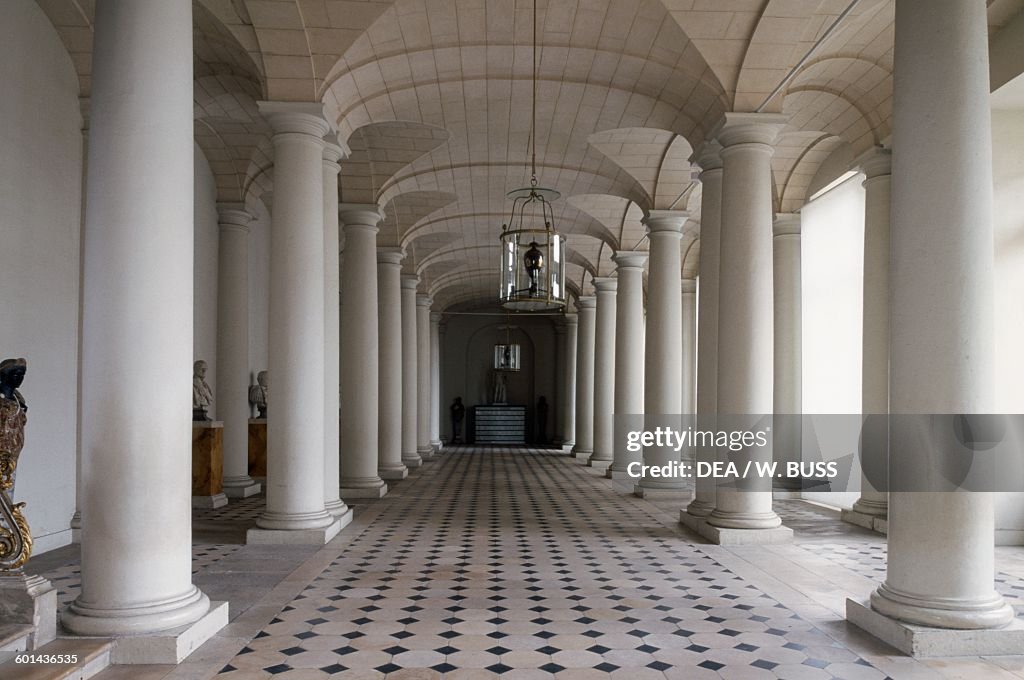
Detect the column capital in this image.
<box><xmin>400</xmin><ymin>274</ymin><xmax>420</xmax><ymax>290</ymax></box>
<box><xmin>416</xmin><ymin>293</ymin><xmax>433</xmax><ymax>308</ymax></box>
<box><xmin>773</xmin><ymin>213</ymin><xmax>801</xmax><ymax>237</ymax></box>
<box><xmin>339</xmin><ymin>204</ymin><xmax>384</xmax><ymax>232</ymax></box>
<box><xmin>576</xmin><ymin>295</ymin><xmax>598</xmax><ymax>310</ymax></box>
<box><xmin>217</xmin><ymin>204</ymin><xmax>253</xmax><ymax>233</ymax></box>
<box><xmin>612</xmin><ymin>251</ymin><xmax>648</xmax><ymax>271</ymax></box>
<box><xmin>691</xmin><ymin>140</ymin><xmax>723</xmax><ymax>174</ymax></box>
<box><xmin>257</xmin><ymin>101</ymin><xmax>330</xmax><ymax>139</ymax></box>
<box><xmin>323</xmin><ymin>138</ymin><xmax>348</xmax><ymax>172</ymax></box>
<box><xmin>853</xmin><ymin>146</ymin><xmax>892</xmax><ymax>181</ymax></box>
<box><xmin>682</xmin><ymin>278</ymin><xmax>697</xmax><ymax>294</ymax></box>
<box><xmin>377</xmin><ymin>246</ymin><xmax>405</xmax><ymax>265</ymax></box>
<box><xmin>430</xmin><ymin>311</ymin><xmax>443</xmax><ymax>324</ymax></box>
<box><xmin>644</xmin><ymin>210</ymin><xmax>690</xmax><ymax>235</ymax></box>
<box><xmin>713</xmin><ymin>112</ymin><xmax>789</xmax><ymax>149</ymax></box>
<box><xmin>561</xmin><ymin>313</ymin><xmax>579</xmax><ymax>327</ymax></box>
<box><xmin>592</xmin><ymin>277</ymin><xmax>618</xmax><ymax>294</ymax></box>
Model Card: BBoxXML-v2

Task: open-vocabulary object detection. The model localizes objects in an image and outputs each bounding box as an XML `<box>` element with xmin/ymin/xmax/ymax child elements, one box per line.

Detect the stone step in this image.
<box><xmin>0</xmin><ymin>637</ymin><xmax>112</xmax><ymax>680</ymax></box>
<box><xmin>0</xmin><ymin>624</ymin><xmax>33</xmax><ymax>652</ymax></box>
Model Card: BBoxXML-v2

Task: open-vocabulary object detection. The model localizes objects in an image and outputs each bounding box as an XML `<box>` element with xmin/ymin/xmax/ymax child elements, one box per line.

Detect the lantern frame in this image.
<box><xmin>498</xmin><ymin>186</ymin><xmax>567</xmax><ymax>312</ymax></box>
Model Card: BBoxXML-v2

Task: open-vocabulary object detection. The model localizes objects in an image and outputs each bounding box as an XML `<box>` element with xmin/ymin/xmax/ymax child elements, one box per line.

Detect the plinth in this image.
<box><xmin>248</xmin><ymin>418</ymin><xmax>267</xmax><ymax>478</ymax></box>
<box><xmin>0</xmin><ymin>572</ymin><xmax>57</xmax><ymax>649</ymax></box>
<box><xmin>192</xmin><ymin>422</ymin><xmax>227</xmax><ymax>509</ymax></box>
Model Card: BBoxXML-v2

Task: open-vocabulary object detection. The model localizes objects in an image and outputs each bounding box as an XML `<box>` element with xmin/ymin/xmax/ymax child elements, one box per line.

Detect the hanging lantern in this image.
<box><xmin>499</xmin><ymin>187</ymin><xmax>567</xmax><ymax>312</ymax></box>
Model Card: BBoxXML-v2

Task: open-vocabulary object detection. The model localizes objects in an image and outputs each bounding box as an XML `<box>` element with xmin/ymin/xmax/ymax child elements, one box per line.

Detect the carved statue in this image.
<box><xmin>450</xmin><ymin>397</ymin><xmax>465</xmax><ymax>444</ymax></box>
<box><xmin>249</xmin><ymin>370</ymin><xmax>268</xmax><ymax>419</ymax></box>
<box><xmin>493</xmin><ymin>371</ymin><xmax>508</xmax><ymax>404</ymax></box>
<box><xmin>193</xmin><ymin>360</ymin><xmax>214</xmax><ymax>421</ymax></box>
<box><xmin>0</xmin><ymin>358</ymin><xmax>31</xmax><ymax>570</ymax></box>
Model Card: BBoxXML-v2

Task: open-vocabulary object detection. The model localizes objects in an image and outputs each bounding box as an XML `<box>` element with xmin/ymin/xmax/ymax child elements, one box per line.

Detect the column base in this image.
<box><xmin>605</xmin><ymin>467</ymin><xmax>633</xmax><ymax>480</ymax></box>
<box><xmin>324</xmin><ymin>499</ymin><xmax>350</xmax><ymax>518</ymax></box>
<box><xmin>403</xmin><ymin>454</ymin><xmax>423</xmax><ymax>469</ymax></box>
<box><xmin>340</xmin><ymin>481</ymin><xmax>388</xmax><ymax>499</ymax></box>
<box><xmin>222</xmin><ymin>478</ymin><xmax>262</xmax><ymax>498</ymax></box>
<box><xmin>379</xmin><ymin>465</ymin><xmax>409</xmax><ymax>480</ymax></box>
<box><xmin>70</xmin><ymin>511</ymin><xmax>82</xmax><ymax>544</ymax></box>
<box><xmin>634</xmin><ymin>484</ymin><xmax>690</xmax><ymax>500</ymax></box>
<box><xmin>191</xmin><ymin>493</ymin><xmax>228</xmax><ymax>509</ymax></box>
<box><xmin>570</xmin><ymin>446</ymin><xmax>592</xmax><ymax>459</ymax></box>
<box><xmin>679</xmin><ymin>514</ymin><xmax>794</xmax><ymax>545</ymax></box>
<box><xmin>418</xmin><ymin>446</ymin><xmax>434</xmax><ymax>461</ymax></box>
<box><xmin>587</xmin><ymin>456</ymin><xmax>611</xmax><ymax>469</ymax></box>
<box><xmin>0</xmin><ymin>573</ymin><xmax>57</xmax><ymax>649</ymax></box>
<box><xmin>847</xmin><ymin>599</ymin><xmax>1024</xmax><ymax>657</ymax></box>
<box><xmin>247</xmin><ymin>515</ymin><xmax>345</xmax><ymax>545</ymax></box>
<box><xmin>841</xmin><ymin>508</ymin><xmax>888</xmax><ymax>534</ymax></box>
<box><xmin>430</xmin><ymin>439</ymin><xmax>443</xmax><ymax>453</ymax></box>
<box><xmin>707</xmin><ymin>508</ymin><xmax>783</xmax><ymax>530</ymax></box>
<box><xmin>684</xmin><ymin>499</ymin><xmax>714</xmax><ymax>518</ymax></box>
<box><xmin>106</xmin><ymin>601</ymin><xmax>228</xmax><ymax>665</ymax></box>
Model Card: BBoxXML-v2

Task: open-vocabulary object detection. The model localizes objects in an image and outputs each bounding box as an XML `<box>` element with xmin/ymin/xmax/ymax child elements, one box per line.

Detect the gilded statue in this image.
<box><xmin>0</xmin><ymin>358</ymin><xmax>31</xmax><ymax>570</ymax></box>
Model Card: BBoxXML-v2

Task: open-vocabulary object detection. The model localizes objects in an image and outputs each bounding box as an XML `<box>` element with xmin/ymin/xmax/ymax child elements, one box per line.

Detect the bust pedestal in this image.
<box><xmin>248</xmin><ymin>418</ymin><xmax>267</xmax><ymax>478</ymax></box>
<box><xmin>192</xmin><ymin>422</ymin><xmax>227</xmax><ymax>509</ymax></box>
<box><xmin>0</xmin><ymin>572</ymin><xmax>57</xmax><ymax>649</ymax></box>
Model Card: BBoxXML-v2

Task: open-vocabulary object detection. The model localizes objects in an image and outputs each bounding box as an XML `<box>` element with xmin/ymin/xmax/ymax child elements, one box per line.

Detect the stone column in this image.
<box><xmin>684</xmin><ymin>143</ymin><xmax>723</xmax><ymax>522</ymax></box>
<box><xmin>843</xmin><ymin>149</ymin><xmax>891</xmax><ymax>529</ymax></box>
<box><xmin>607</xmin><ymin>252</ymin><xmax>647</xmax><ymax>480</ymax></box>
<box><xmin>416</xmin><ymin>294</ymin><xmax>434</xmax><ymax>461</ymax></box>
<box><xmin>848</xmin><ymin>0</ymin><xmax>1017</xmax><ymax>642</ymax></box>
<box><xmin>63</xmin><ymin>0</ymin><xmax>225</xmax><ymax>644</ymax></box>
<box><xmin>247</xmin><ymin>102</ymin><xmax>341</xmax><ymax>545</ymax></box>
<box><xmin>217</xmin><ymin>206</ymin><xmax>261</xmax><ymax>499</ymax></box>
<box><xmin>560</xmin><ymin>314</ymin><xmax>578</xmax><ymax>448</ymax></box>
<box><xmin>377</xmin><ymin>248</ymin><xmax>408</xmax><ymax>480</ymax></box>
<box><xmin>772</xmin><ymin>213</ymin><xmax>802</xmax><ymax>491</ymax></box>
<box><xmin>636</xmin><ymin>214</ymin><xmax>685</xmax><ymax>496</ymax></box>
<box><xmin>322</xmin><ymin>142</ymin><xmax>349</xmax><ymax>518</ymax></box>
<box><xmin>338</xmin><ymin>206</ymin><xmax>388</xmax><ymax>499</ymax></box>
<box><xmin>553</xmin><ymin>322</ymin><xmax>568</xmax><ymax>446</ymax></box>
<box><xmin>705</xmin><ymin>113</ymin><xmax>790</xmax><ymax>541</ymax></box>
<box><xmin>681</xmin><ymin>278</ymin><xmax>697</xmax><ymax>419</ymax></box>
<box><xmin>430</xmin><ymin>312</ymin><xmax>443</xmax><ymax>451</ymax></box>
<box><xmin>571</xmin><ymin>297</ymin><xmax>597</xmax><ymax>459</ymax></box>
<box><xmin>401</xmin><ymin>275</ymin><xmax>422</xmax><ymax>468</ymax></box>
<box><xmin>588</xmin><ymin>279</ymin><xmax>617</xmax><ymax>468</ymax></box>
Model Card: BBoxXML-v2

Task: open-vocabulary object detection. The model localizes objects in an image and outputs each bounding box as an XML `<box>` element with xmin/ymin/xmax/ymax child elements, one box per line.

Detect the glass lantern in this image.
<box><xmin>498</xmin><ymin>186</ymin><xmax>567</xmax><ymax>312</ymax></box>
<box><xmin>493</xmin><ymin>344</ymin><xmax>521</xmax><ymax>371</ymax></box>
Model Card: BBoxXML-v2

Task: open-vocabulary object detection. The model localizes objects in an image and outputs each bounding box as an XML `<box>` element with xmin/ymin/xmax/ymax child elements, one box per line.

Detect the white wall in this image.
<box><xmin>800</xmin><ymin>174</ymin><xmax>865</xmax><ymax>509</ymax></box>
<box><xmin>992</xmin><ymin>109</ymin><xmax>1024</xmax><ymax>543</ymax></box>
<box><xmin>0</xmin><ymin>0</ymin><xmax>83</xmax><ymax>554</ymax></box>
<box><xmin>194</xmin><ymin>145</ymin><xmax>219</xmax><ymax>418</ymax></box>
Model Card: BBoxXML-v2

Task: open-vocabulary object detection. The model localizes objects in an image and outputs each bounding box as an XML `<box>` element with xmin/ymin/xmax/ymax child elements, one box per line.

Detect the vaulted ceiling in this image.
<box><xmin>33</xmin><ymin>0</ymin><xmax>1024</xmax><ymax>310</ymax></box>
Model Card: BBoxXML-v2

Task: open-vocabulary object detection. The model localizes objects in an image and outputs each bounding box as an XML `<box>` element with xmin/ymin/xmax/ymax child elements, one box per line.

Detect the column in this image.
<box><xmin>377</xmin><ymin>248</ymin><xmax>408</xmax><ymax>480</ymax></box>
<box><xmin>416</xmin><ymin>294</ymin><xmax>434</xmax><ymax>461</ymax></box>
<box><xmin>63</xmin><ymin>0</ymin><xmax>223</xmax><ymax>642</ymax></box>
<box><xmin>636</xmin><ymin>214</ymin><xmax>685</xmax><ymax>496</ymax></box>
<box><xmin>705</xmin><ymin>113</ymin><xmax>789</xmax><ymax>538</ymax></box>
<box><xmin>571</xmin><ymin>297</ymin><xmax>597</xmax><ymax>459</ymax></box>
<box><xmin>553</xmin><ymin>322</ymin><xmax>568</xmax><ymax>446</ymax></box>
<box><xmin>587</xmin><ymin>279</ymin><xmax>617</xmax><ymax>468</ymax></box>
<box><xmin>684</xmin><ymin>143</ymin><xmax>723</xmax><ymax>520</ymax></box>
<box><xmin>681</xmin><ymin>278</ymin><xmax>697</xmax><ymax>419</ymax></box>
<box><xmin>607</xmin><ymin>252</ymin><xmax>647</xmax><ymax>480</ymax></box>
<box><xmin>853</xmin><ymin>0</ymin><xmax>1016</xmax><ymax>637</ymax></box>
<box><xmin>401</xmin><ymin>275</ymin><xmax>422</xmax><ymax>468</ymax></box>
<box><xmin>430</xmin><ymin>312</ymin><xmax>443</xmax><ymax>451</ymax></box>
<box><xmin>772</xmin><ymin>213</ymin><xmax>802</xmax><ymax>491</ymax></box>
<box><xmin>338</xmin><ymin>206</ymin><xmax>388</xmax><ymax>498</ymax></box>
<box><xmin>322</xmin><ymin>142</ymin><xmax>349</xmax><ymax>518</ymax></box>
<box><xmin>843</xmin><ymin>149</ymin><xmax>891</xmax><ymax>527</ymax></box>
<box><xmin>247</xmin><ymin>102</ymin><xmax>340</xmax><ymax>544</ymax></box>
<box><xmin>217</xmin><ymin>206</ymin><xmax>261</xmax><ymax>499</ymax></box>
<box><xmin>560</xmin><ymin>314</ymin><xmax>578</xmax><ymax>448</ymax></box>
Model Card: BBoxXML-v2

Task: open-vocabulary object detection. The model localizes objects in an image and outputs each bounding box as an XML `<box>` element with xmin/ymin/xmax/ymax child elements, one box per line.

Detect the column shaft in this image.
<box><xmin>572</xmin><ymin>297</ymin><xmax>597</xmax><ymax>458</ymax></box>
<box><xmin>416</xmin><ymin>295</ymin><xmax>433</xmax><ymax>460</ymax></box>
<box><xmin>588</xmin><ymin>279</ymin><xmax>617</xmax><ymax>467</ymax></box>
<box><xmin>401</xmin><ymin>276</ymin><xmax>422</xmax><ymax>467</ymax></box>
<box><xmin>553</xmin><ymin>323</ymin><xmax>567</xmax><ymax>445</ymax></box>
<box><xmin>681</xmin><ymin>279</ymin><xmax>697</xmax><ymax>419</ymax></box>
<box><xmin>561</xmin><ymin>315</ymin><xmax>578</xmax><ymax>447</ymax></box>
<box><xmin>707</xmin><ymin>114</ymin><xmax>786</xmax><ymax>531</ymax></box>
<box><xmin>377</xmin><ymin>248</ymin><xmax>408</xmax><ymax>480</ymax></box>
<box><xmin>65</xmin><ymin>0</ymin><xmax>213</xmax><ymax>636</ymax></box>
<box><xmin>430</xmin><ymin>312</ymin><xmax>443</xmax><ymax>450</ymax></box>
<box><xmin>217</xmin><ymin>207</ymin><xmax>260</xmax><ymax>498</ymax></box>
<box><xmin>607</xmin><ymin>252</ymin><xmax>647</xmax><ymax>480</ymax></box>
<box><xmin>338</xmin><ymin>207</ymin><xmax>387</xmax><ymax>498</ymax></box>
<box><xmin>686</xmin><ymin>144</ymin><xmax>723</xmax><ymax>518</ymax></box>
<box><xmin>868</xmin><ymin>0</ymin><xmax>1013</xmax><ymax>630</ymax></box>
<box><xmin>772</xmin><ymin>213</ymin><xmax>802</xmax><ymax>490</ymax></box>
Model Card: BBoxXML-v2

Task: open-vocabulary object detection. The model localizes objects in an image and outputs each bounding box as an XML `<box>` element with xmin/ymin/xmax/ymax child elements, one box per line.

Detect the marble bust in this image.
<box><xmin>192</xmin><ymin>360</ymin><xmax>213</xmax><ymax>421</ymax></box>
<box><xmin>248</xmin><ymin>370</ymin><xmax>268</xmax><ymax>419</ymax></box>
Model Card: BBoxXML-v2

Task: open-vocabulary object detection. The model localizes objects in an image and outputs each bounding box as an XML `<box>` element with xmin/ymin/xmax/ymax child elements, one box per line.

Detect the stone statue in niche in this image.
<box><xmin>249</xmin><ymin>370</ymin><xmax>268</xmax><ymax>419</ymax></box>
<box><xmin>0</xmin><ymin>358</ymin><xmax>32</xmax><ymax>569</ymax></box>
<box><xmin>450</xmin><ymin>397</ymin><xmax>465</xmax><ymax>444</ymax></box>
<box><xmin>536</xmin><ymin>395</ymin><xmax>549</xmax><ymax>444</ymax></box>
<box><xmin>492</xmin><ymin>371</ymin><xmax>508</xmax><ymax>405</ymax></box>
<box><xmin>193</xmin><ymin>360</ymin><xmax>214</xmax><ymax>421</ymax></box>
